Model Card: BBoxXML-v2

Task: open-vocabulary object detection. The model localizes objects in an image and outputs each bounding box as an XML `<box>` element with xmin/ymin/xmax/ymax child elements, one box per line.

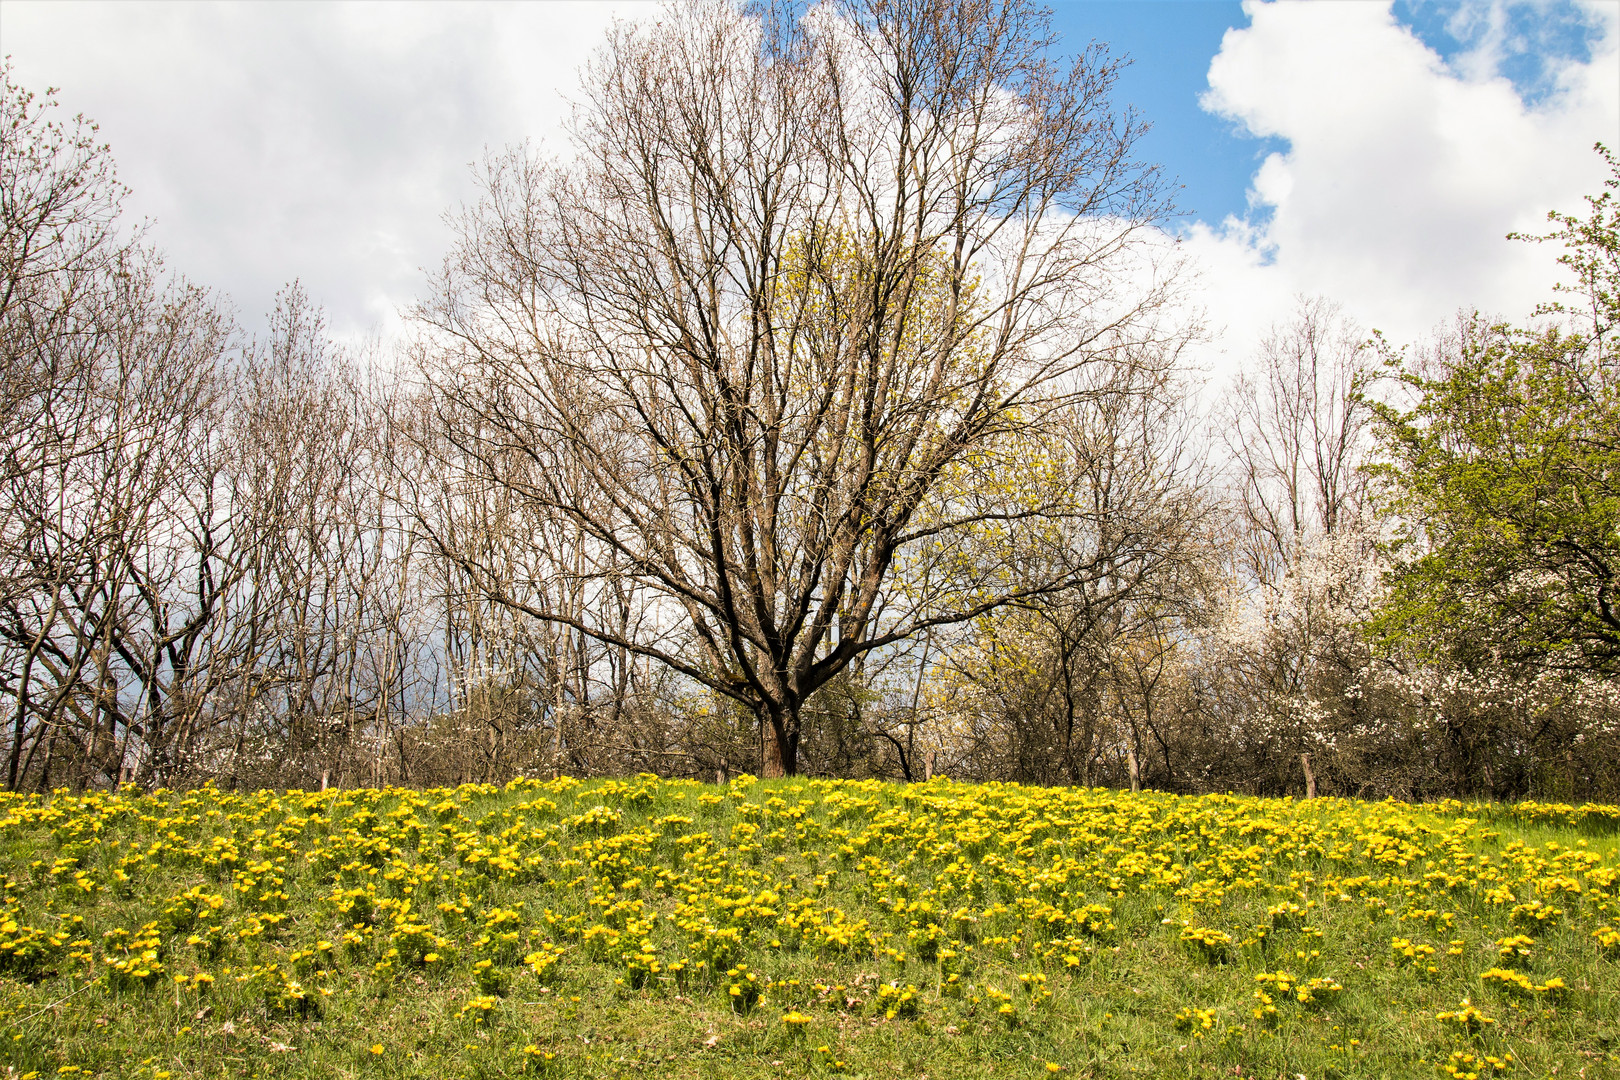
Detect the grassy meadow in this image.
<box><xmin>2</xmin><ymin>776</ymin><xmax>1618</xmax><ymax>1079</ymax></box>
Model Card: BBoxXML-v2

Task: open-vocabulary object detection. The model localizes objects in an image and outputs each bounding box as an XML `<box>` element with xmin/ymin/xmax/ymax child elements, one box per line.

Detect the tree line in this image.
<box><xmin>3</xmin><ymin>0</ymin><xmax>1616</xmax><ymax>799</ymax></box>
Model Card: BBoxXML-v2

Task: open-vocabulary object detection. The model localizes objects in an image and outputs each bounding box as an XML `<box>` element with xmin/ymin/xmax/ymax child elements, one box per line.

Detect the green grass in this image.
<box><xmin>2</xmin><ymin>776</ymin><xmax>1618</xmax><ymax>1079</ymax></box>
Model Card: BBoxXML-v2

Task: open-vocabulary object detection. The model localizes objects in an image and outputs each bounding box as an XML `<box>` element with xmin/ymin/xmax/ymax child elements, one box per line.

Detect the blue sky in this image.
<box><xmin>1</xmin><ymin>0</ymin><xmax>1616</xmax><ymax>367</ymax></box>
<box><xmin>1049</xmin><ymin>0</ymin><xmax>1613</xmax><ymax>229</ymax></box>
<box><xmin>1050</xmin><ymin>2</ymin><xmax>1283</xmax><ymax>225</ymax></box>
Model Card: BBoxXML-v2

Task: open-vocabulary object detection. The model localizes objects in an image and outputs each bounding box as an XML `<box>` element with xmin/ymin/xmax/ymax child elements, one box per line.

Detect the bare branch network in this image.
<box><xmin>3</xmin><ymin>6</ymin><xmax>1617</xmax><ymax>798</ymax></box>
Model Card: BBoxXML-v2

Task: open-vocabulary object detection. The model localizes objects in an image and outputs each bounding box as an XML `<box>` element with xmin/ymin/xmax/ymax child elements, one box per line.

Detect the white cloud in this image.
<box><xmin>1</xmin><ymin>1</ymin><xmax>657</xmax><ymax>342</ymax></box>
<box><xmin>2</xmin><ymin>0</ymin><xmax>1613</xmax><ymax>365</ymax></box>
<box><xmin>1184</xmin><ymin>0</ymin><xmax>1619</xmax><ymax>372</ymax></box>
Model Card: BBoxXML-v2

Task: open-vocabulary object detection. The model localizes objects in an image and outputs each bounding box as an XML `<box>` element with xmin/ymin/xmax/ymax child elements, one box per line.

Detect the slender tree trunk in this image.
<box><xmin>1300</xmin><ymin>752</ymin><xmax>1317</xmax><ymax>799</ymax></box>
<box><xmin>7</xmin><ymin>658</ymin><xmax>36</xmax><ymax>793</ymax></box>
<box><xmin>908</xmin><ymin>634</ymin><xmax>931</xmax><ymax>779</ymax></box>
<box><xmin>37</xmin><ymin>729</ymin><xmax>57</xmax><ymax>793</ymax></box>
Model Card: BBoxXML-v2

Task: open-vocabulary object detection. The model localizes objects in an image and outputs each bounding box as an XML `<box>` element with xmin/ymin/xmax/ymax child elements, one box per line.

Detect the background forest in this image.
<box><xmin>2</xmin><ymin>0</ymin><xmax>1617</xmax><ymax>801</ymax></box>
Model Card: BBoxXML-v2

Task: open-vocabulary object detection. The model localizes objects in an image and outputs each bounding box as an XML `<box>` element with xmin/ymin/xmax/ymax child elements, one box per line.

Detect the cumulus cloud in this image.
<box><xmin>1</xmin><ymin>1</ymin><xmax>655</xmax><ymax>341</ymax></box>
<box><xmin>1184</xmin><ymin>0</ymin><xmax>1619</xmax><ymax>371</ymax></box>
<box><xmin>2</xmin><ymin>0</ymin><xmax>1613</xmax><ymax>364</ymax></box>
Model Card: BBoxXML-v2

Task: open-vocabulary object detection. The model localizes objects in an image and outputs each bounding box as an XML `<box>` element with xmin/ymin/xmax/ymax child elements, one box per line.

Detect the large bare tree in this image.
<box><xmin>417</xmin><ymin>0</ymin><xmax>1178</xmax><ymax>775</ymax></box>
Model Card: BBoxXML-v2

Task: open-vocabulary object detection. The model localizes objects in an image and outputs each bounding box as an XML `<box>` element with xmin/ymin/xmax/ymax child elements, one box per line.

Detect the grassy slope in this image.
<box><xmin>2</xmin><ymin>776</ymin><xmax>1618</xmax><ymax>1080</ymax></box>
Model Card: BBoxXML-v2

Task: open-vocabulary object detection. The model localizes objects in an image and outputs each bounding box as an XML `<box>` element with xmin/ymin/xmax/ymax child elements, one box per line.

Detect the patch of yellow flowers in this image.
<box><xmin>0</xmin><ymin>776</ymin><xmax>1615</xmax><ymax>1071</ymax></box>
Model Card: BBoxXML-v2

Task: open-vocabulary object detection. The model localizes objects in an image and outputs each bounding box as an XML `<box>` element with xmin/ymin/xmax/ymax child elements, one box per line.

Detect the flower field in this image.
<box><xmin>2</xmin><ymin>777</ymin><xmax>1618</xmax><ymax>1079</ymax></box>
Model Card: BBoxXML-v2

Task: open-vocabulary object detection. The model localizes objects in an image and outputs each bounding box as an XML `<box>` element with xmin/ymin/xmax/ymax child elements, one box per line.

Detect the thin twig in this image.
<box><xmin>579</xmin><ymin>745</ymin><xmax>700</xmax><ymax>759</ymax></box>
<box><xmin>17</xmin><ymin>977</ymin><xmax>95</xmax><ymax>1024</ymax></box>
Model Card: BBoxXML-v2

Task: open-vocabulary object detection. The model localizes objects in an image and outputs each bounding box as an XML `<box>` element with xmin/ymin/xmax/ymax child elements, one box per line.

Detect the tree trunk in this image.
<box><xmin>1300</xmin><ymin>752</ymin><xmax>1317</xmax><ymax>799</ymax></box>
<box><xmin>761</xmin><ymin>706</ymin><xmax>796</xmax><ymax>778</ymax></box>
<box><xmin>762</xmin><ymin>719</ymin><xmax>786</xmax><ymax>778</ymax></box>
<box><xmin>1127</xmin><ymin>742</ymin><xmax>1141</xmax><ymax>793</ymax></box>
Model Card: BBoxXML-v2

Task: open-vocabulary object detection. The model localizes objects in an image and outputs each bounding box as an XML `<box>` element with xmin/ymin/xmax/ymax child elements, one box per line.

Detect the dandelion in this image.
<box><xmin>1437</xmin><ymin>998</ymin><xmax>1496</xmax><ymax>1034</ymax></box>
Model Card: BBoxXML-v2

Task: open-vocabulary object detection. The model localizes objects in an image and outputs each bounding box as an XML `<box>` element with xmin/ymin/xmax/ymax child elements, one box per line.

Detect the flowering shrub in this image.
<box><xmin>1480</xmin><ymin>968</ymin><xmax>1568</xmax><ymax>1000</ymax></box>
<box><xmin>876</xmin><ymin>981</ymin><xmax>922</xmax><ymax>1019</ymax></box>
<box><xmin>726</xmin><ymin>963</ymin><xmax>765</xmax><ymax>1013</ymax></box>
<box><xmin>457</xmin><ymin>993</ymin><xmax>499</xmax><ymax>1024</ymax></box>
<box><xmin>1180</xmin><ymin>926</ymin><xmax>1233</xmax><ymax>964</ymax></box>
<box><xmin>1436</xmin><ymin>998</ymin><xmax>1496</xmax><ymax>1034</ymax></box>
<box><xmin>1443</xmin><ymin>1049</ymin><xmax>1514</xmax><ymax>1078</ymax></box>
<box><xmin>1173</xmin><ymin>1005</ymin><xmax>1217</xmax><ymax>1032</ymax></box>
<box><xmin>1495</xmin><ymin>935</ymin><xmax>1534</xmax><ymax>968</ymax></box>
<box><xmin>0</xmin><ymin>917</ymin><xmax>71</xmax><ymax>983</ymax></box>
<box><xmin>1508</xmin><ymin>901</ymin><xmax>1563</xmax><ymax>933</ymax></box>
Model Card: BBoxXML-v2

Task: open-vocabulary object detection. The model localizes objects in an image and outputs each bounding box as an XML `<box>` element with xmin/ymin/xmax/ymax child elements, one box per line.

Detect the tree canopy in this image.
<box><xmin>1369</xmin><ymin>145</ymin><xmax>1620</xmax><ymax>676</ymax></box>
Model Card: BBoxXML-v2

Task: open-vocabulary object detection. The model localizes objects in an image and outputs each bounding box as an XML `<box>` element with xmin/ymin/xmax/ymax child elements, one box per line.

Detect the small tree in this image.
<box><xmin>1368</xmin><ymin>146</ymin><xmax>1620</xmax><ymax>677</ymax></box>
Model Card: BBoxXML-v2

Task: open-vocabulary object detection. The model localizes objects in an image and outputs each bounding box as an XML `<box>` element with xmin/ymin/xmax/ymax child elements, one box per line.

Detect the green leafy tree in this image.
<box><xmin>1368</xmin><ymin>146</ymin><xmax>1619</xmax><ymax>674</ymax></box>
